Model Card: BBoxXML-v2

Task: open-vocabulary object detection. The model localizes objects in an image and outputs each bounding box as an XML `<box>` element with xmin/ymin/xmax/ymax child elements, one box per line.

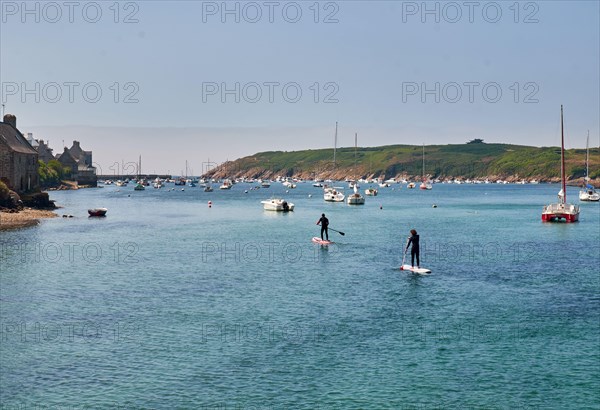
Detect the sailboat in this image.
<box><xmin>347</xmin><ymin>133</ymin><xmax>366</xmax><ymax>205</ymax></box>
<box><xmin>542</xmin><ymin>106</ymin><xmax>580</xmax><ymax>222</ymax></box>
<box><xmin>579</xmin><ymin>131</ymin><xmax>599</xmax><ymax>201</ymax></box>
<box><xmin>419</xmin><ymin>144</ymin><xmax>433</xmax><ymax>190</ymax></box>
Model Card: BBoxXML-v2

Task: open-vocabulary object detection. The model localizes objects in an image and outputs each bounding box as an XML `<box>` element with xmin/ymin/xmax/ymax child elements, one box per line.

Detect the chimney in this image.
<box><xmin>3</xmin><ymin>114</ymin><xmax>16</xmax><ymax>129</ymax></box>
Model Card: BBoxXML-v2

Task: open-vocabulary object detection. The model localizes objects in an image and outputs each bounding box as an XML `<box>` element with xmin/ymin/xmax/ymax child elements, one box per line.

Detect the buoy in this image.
<box><xmin>308</xmin><ymin>194</ymin><xmax>312</xmax><ymax>198</ymax></box>
<box><xmin>432</xmin><ymin>204</ymin><xmax>437</xmax><ymax>208</ymax></box>
<box><xmin>380</xmin><ymin>204</ymin><xmax>383</xmax><ymax>209</ymax></box>
<box><xmin>286</xmin><ymin>190</ymin><xmax>289</xmax><ymax>193</ymax></box>
<box><xmin>181</xmin><ymin>188</ymin><xmax>185</xmax><ymax>191</ymax></box>
<box><xmin>208</xmin><ymin>201</ymin><xmax>212</xmax><ymax>208</ymax></box>
<box><xmin>245</xmin><ymin>190</ymin><xmax>248</xmax><ymax>193</ymax></box>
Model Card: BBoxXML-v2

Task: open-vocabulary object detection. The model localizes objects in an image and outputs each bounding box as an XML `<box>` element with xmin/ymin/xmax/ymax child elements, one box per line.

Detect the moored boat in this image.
<box><xmin>365</xmin><ymin>187</ymin><xmax>378</xmax><ymax>196</ymax></box>
<box><xmin>88</xmin><ymin>208</ymin><xmax>107</xmax><ymax>217</ymax></box>
<box><xmin>219</xmin><ymin>179</ymin><xmax>233</xmax><ymax>189</ymax></box>
<box><xmin>579</xmin><ymin>184</ymin><xmax>600</xmax><ymax>202</ymax></box>
<box><xmin>347</xmin><ymin>185</ymin><xmax>365</xmax><ymax>205</ymax></box>
<box><xmin>542</xmin><ymin>106</ymin><xmax>580</xmax><ymax>222</ymax></box>
<box><xmin>261</xmin><ymin>198</ymin><xmax>294</xmax><ymax>212</ymax></box>
<box><xmin>419</xmin><ymin>144</ymin><xmax>433</xmax><ymax>190</ymax></box>
<box><xmin>579</xmin><ymin>131</ymin><xmax>600</xmax><ymax>202</ymax></box>
<box><xmin>324</xmin><ymin>187</ymin><xmax>345</xmax><ymax>202</ymax></box>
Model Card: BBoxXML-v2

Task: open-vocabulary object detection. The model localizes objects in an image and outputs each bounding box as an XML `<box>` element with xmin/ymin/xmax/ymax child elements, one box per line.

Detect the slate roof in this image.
<box><xmin>0</xmin><ymin>121</ymin><xmax>38</xmax><ymax>155</ymax></box>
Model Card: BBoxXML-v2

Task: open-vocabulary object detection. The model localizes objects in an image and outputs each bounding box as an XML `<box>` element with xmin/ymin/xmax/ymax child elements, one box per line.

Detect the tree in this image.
<box><xmin>467</xmin><ymin>138</ymin><xmax>484</xmax><ymax>144</ymax></box>
<box><xmin>38</xmin><ymin>161</ymin><xmax>60</xmax><ymax>187</ymax></box>
<box><xmin>47</xmin><ymin>159</ymin><xmax>71</xmax><ymax>179</ymax></box>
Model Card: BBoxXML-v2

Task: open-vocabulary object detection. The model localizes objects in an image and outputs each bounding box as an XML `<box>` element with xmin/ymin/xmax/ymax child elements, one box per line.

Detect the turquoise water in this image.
<box><xmin>1</xmin><ymin>183</ymin><xmax>599</xmax><ymax>409</ymax></box>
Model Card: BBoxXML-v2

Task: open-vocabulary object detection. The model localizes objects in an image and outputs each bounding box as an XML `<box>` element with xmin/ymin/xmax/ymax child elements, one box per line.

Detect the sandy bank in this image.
<box><xmin>0</xmin><ymin>208</ymin><xmax>58</xmax><ymax>231</ymax></box>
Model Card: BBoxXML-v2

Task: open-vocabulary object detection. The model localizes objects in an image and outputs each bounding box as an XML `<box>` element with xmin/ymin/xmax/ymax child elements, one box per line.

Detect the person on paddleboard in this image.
<box><xmin>405</xmin><ymin>229</ymin><xmax>420</xmax><ymax>268</ymax></box>
<box><xmin>317</xmin><ymin>213</ymin><xmax>329</xmax><ymax>241</ymax></box>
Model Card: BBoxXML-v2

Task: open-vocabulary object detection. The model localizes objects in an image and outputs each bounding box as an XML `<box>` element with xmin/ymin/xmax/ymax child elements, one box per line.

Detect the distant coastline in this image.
<box><xmin>202</xmin><ymin>142</ymin><xmax>600</xmax><ymax>186</ymax></box>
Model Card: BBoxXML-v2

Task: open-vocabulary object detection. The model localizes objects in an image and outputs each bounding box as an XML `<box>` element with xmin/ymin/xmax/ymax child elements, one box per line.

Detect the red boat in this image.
<box><xmin>542</xmin><ymin>106</ymin><xmax>579</xmax><ymax>223</ymax></box>
<box><xmin>88</xmin><ymin>208</ymin><xmax>108</xmax><ymax>217</ymax></box>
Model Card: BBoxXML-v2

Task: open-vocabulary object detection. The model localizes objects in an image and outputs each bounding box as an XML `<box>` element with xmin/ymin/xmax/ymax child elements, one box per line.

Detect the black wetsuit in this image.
<box><xmin>406</xmin><ymin>234</ymin><xmax>420</xmax><ymax>267</ymax></box>
<box><xmin>318</xmin><ymin>216</ymin><xmax>329</xmax><ymax>240</ymax></box>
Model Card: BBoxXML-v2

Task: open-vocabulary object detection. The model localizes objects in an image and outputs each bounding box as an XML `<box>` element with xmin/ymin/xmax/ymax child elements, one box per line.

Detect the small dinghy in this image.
<box><xmin>88</xmin><ymin>208</ymin><xmax>107</xmax><ymax>217</ymax></box>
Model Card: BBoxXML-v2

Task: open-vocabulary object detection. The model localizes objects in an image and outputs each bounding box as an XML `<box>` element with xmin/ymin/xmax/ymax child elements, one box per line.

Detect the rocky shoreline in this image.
<box><xmin>205</xmin><ymin>167</ymin><xmax>600</xmax><ymax>188</ymax></box>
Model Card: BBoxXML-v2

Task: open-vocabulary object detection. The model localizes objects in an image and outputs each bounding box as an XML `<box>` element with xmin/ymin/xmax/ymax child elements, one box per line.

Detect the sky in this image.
<box><xmin>1</xmin><ymin>0</ymin><xmax>599</xmax><ymax>175</ymax></box>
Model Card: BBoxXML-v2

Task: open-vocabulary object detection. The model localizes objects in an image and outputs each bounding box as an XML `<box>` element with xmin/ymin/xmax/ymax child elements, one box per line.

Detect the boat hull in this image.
<box><xmin>579</xmin><ymin>191</ymin><xmax>600</xmax><ymax>202</ymax></box>
<box><xmin>542</xmin><ymin>203</ymin><xmax>580</xmax><ymax>222</ymax></box>
<box><xmin>88</xmin><ymin>208</ymin><xmax>107</xmax><ymax>217</ymax></box>
<box><xmin>261</xmin><ymin>200</ymin><xmax>294</xmax><ymax>212</ymax></box>
<box><xmin>347</xmin><ymin>195</ymin><xmax>365</xmax><ymax>205</ymax></box>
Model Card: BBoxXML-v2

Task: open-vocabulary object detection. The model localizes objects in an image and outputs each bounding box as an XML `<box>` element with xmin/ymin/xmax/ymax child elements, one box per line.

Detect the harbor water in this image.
<box><xmin>1</xmin><ymin>182</ymin><xmax>599</xmax><ymax>409</ymax></box>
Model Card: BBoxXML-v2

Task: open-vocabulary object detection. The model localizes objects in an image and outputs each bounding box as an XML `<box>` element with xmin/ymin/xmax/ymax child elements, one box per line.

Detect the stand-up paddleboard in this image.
<box><xmin>312</xmin><ymin>237</ymin><xmax>334</xmax><ymax>245</ymax></box>
<box><xmin>400</xmin><ymin>265</ymin><xmax>431</xmax><ymax>274</ymax></box>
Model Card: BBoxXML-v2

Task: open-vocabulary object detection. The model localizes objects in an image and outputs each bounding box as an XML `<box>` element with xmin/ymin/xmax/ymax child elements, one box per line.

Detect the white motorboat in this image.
<box><xmin>324</xmin><ymin>187</ymin><xmax>345</xmax><ymax>202</ymax></box>
<box><xmin>365</xmin><ymin>187</ymin><xmax>378</xmax><ymax>196</ymax></box>
<box><xmin>219</xmin><ymin>180</ymin><xmax>233</xmax><ymax>189</ymax></box>
<box><xmin>261</xmin><ymin>198</ymin><xmax>294</xmax><ymax>212</ymax></box>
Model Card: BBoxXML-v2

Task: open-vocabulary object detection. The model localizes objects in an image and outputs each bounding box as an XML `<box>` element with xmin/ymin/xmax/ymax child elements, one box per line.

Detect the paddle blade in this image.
<box><xmin>339</xmin><ymin>231</ymin><xmax>345</xmax><ymax>236</ymax></box>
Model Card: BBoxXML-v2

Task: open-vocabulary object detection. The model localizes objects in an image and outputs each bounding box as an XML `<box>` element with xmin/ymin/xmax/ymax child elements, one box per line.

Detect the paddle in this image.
<box><xmin>328</xmin><ymin>227</ymin><xmax>345</xmax><ymax>236</ymax></box>
<box><xmin>400</xmin><ymin>238</ymin><xmax>409</xmax><ymax>270</ymax></box>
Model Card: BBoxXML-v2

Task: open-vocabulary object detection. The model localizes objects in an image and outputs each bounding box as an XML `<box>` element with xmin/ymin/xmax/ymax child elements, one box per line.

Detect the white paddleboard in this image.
<box><xmin>312</xmin><ymin>237</ymin><xmax>334</xmax><ymax>245</ymax></box>
<box><xmin>400</xmin><ymin>265</ymin><xmax>431</xmax><ymax>274</ymax></box>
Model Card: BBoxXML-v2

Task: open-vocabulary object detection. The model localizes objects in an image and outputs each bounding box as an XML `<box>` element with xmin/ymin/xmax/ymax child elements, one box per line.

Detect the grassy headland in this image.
<box><xmin>204</xmin><ymin>142</ymin><xmax>600</xmax><ymax>184</ymax></box>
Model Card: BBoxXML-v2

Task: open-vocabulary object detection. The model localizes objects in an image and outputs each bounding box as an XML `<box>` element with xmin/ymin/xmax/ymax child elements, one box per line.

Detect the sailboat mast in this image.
<box><xmin>586</xmin><ymin>130</ymin><xmax>590</xmax><ymax>181</ymax></box>
<box><xmin>354</xmin><ymin>133</ymin><xmax>358</xmax><ymax>180</ymax></box>
<box><xmin>333</xmin><ymin>121</ymin><xmax>338</xmax><ymax>168</ymax></box>
<box><xmin>422</xmin><ymin>144</ymin><xmax>425</xmax><ymax>180</ymax></box>
<box><xmin>354</xmin><ymin>133</ymin><xmax>357</xmax><ymax>165</ymax></box>
<box><xmin>561</xmin><ymin>105</ymin><xmax>566</xmax><ymax>204</ymax></box>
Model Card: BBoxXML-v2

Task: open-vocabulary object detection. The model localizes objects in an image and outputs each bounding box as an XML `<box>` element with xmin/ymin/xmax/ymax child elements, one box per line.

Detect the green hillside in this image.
<box><xmin>206</xmin><ymin>142</ymin><xmax>600</xmax><ymax>183</ymax></box>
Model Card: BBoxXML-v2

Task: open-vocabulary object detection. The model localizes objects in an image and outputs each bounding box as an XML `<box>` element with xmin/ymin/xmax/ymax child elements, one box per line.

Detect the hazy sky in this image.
<box><xmin>1</xmin><ymin>1</ymin><xmax>599</xmax><ymax>174</ymax></box>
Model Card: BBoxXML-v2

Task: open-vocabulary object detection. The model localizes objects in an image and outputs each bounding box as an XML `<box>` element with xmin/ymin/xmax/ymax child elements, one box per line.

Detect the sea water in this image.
<box><xmin>1</xmin><ymin>183</ymin><xmax>599</xmax><ymax>409</ymax></box>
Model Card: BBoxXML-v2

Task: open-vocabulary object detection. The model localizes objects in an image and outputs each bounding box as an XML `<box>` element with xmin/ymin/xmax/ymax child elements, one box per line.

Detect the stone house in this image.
<box><xmin>56</xmin><ymin>147</ymin><xmax>79</xmax><ymax>178</ymax></box>
<box><xmin>36</xmin><ymin>140</ymin><xmax>55</xmax><ymax>162</ymax></box>
<box><xmin>26</xmin><ymin>133</ymin><xmax>55</xmax><ymax>163</ymax></box>
<box><xmin>0</xmin><ymin>114</ymin><xmax>39</xmax><ymax>193</ymax></box>
<box><xmin>56</xmin><ymin>140</ymin><xmax>97</xmax><ymax>186</ymax></box>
